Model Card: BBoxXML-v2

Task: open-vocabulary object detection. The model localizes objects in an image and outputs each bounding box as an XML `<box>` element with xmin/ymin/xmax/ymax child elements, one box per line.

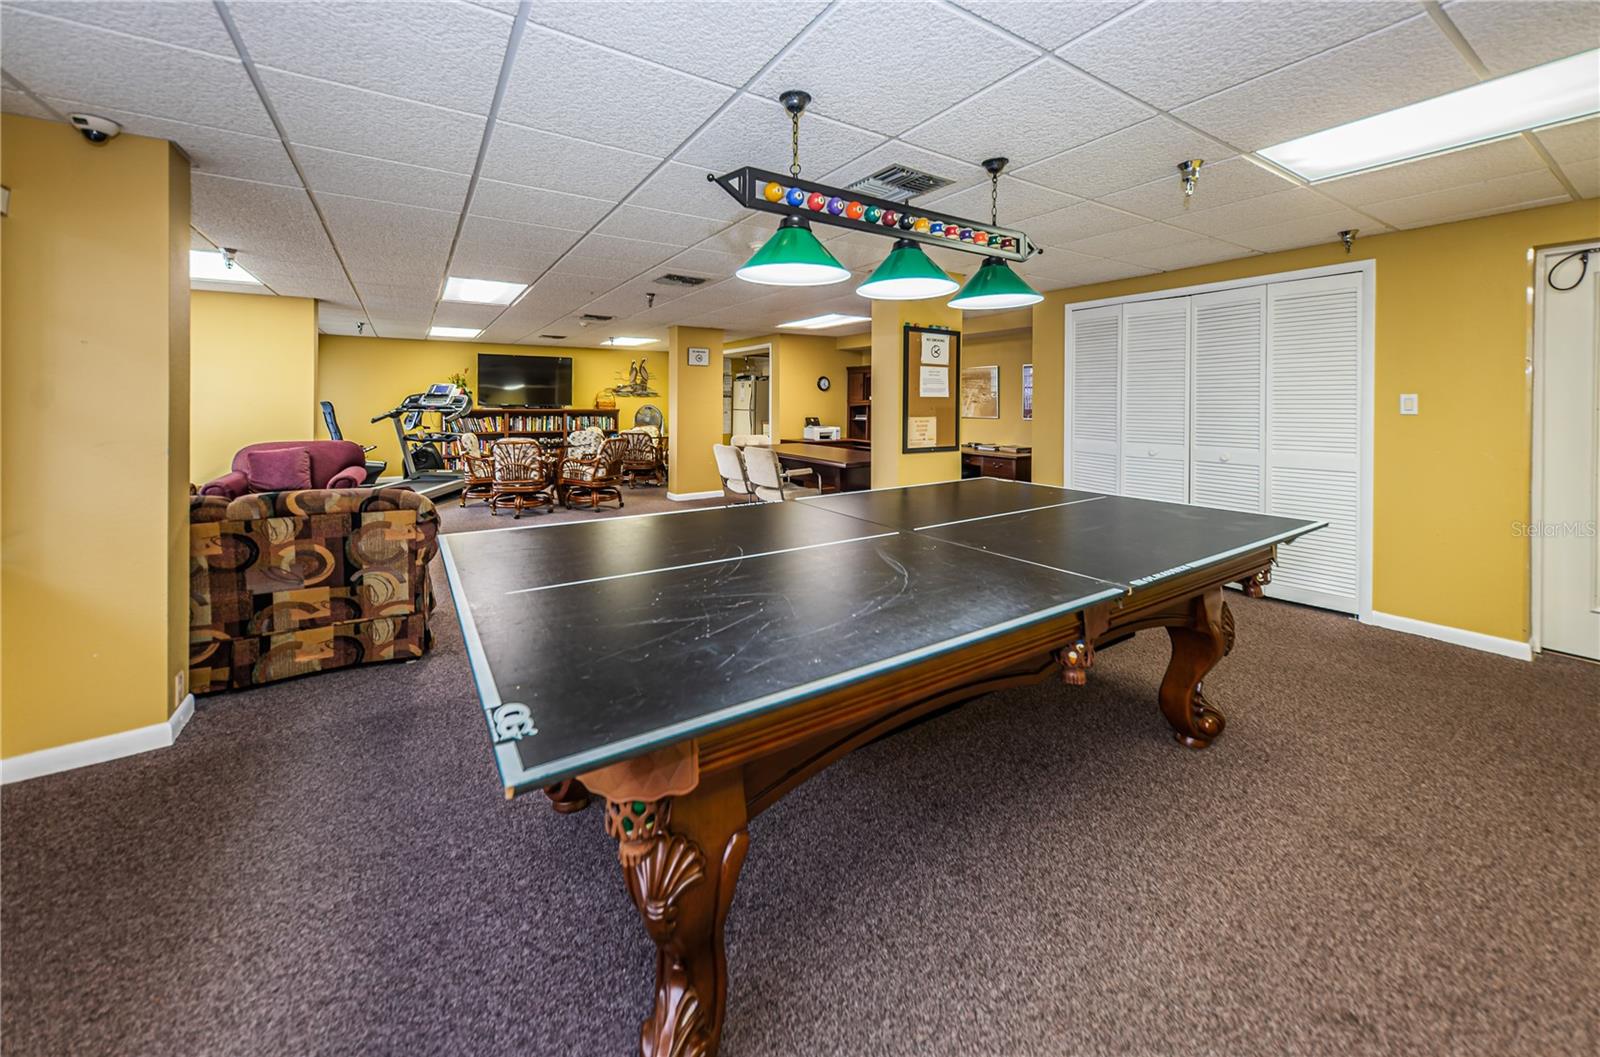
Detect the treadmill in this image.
<box><xmin>371</xmin><ymin>384</ymin><xmax>472</xmax><ymax>501</ymax></box>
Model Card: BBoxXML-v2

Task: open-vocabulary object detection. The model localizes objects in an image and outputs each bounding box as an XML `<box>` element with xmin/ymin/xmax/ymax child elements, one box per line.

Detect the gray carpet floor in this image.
<box><xmin>2</xmin><ymin>494</ymin><xmax>1596</xmax><ymax>1057</ymax></box>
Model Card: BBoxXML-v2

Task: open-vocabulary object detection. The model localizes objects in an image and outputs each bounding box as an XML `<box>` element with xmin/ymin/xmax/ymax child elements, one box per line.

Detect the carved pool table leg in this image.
<box><xmin>1159</xmin><ymin>588</ymin><xmax>1229</xmax><ymax>750</ymax></box>
<box><xmin>543</xmin><ymin>778</ymin><xmax>591</xmax><ymax>814</ymax></box>
<box><xmin>1240</xmin><ymin>568</ymin><xmax>1271</xmax><ymax>598</ymax></box>
<box><xmin>606</xmin><ymin>772</ymin><xmax>749</xmax><ymax>1057</ymax></box>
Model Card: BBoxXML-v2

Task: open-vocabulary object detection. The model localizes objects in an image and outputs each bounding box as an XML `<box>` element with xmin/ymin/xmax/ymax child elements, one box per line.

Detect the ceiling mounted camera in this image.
<box><xmin>69</xmin><ymin>113</ymin><xmax>121</xmax><ymax>144</ymax></box>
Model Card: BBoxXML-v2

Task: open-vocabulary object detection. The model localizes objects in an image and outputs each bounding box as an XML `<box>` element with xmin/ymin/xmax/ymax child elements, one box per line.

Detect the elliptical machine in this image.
<box><xmin>371</xmin><ymin>383</ymin><xmax>473</xmax><ymax>500</ymax></box>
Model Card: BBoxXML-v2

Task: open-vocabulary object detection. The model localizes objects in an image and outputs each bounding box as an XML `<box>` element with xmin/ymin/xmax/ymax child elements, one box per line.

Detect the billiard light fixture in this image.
<box><xmin>1258</xmin><ymin>48</ymin><xmax>1600</xmax><ymax>181</ymax></box>
<box><xmin>856</xmin><ymin>240</ymin><xmax>959</xmax><ymax>300</ymax></box>
<box><xmin>736</xmin><ymin>91</ymin><xmax>851</xmax><ymax>287</ymax></box>
<box><xmin>442</xmin><ymin>275</ymin><xmax>528</xmax><ymax>305</ymax></box>
<box><xmin>948</xmin><ymin>158</ymin><xmax>1042</xmax><ymax>310</ymax></box>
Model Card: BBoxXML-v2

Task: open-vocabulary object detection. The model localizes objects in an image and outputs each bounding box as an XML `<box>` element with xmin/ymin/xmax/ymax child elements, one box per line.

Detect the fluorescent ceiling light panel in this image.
<box><xmin>601</xmin><ymin>336</ymin><xmax>656</xmax><ymax>346</ymax></box>
<box><xmin>779</xmin><ymin>313</ymin><xmax>872</xmax><ymax>329</ymax></box>
<box><xmin>1259</xmin><ymin>49</ymin><xmax>1600</xmax><ymax>181</ymax></box>
<box><xmin>442</xmin><ymin>276</ymin><xmax>527</xmax><ymax>305</ymax></box>
<box><xmin>189</xmin><ymin>249</ymin><xmax>260</xmax><ymax>284</ymax></box>
<box><xmin>429</xmin><ymin>326</ymin><xmax>482</xmax><ymax>339</ymax></box>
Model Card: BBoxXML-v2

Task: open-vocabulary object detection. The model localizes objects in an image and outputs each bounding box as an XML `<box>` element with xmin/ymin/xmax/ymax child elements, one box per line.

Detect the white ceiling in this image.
<box><xmin>2</xmin><ymin>0</ymin><xmax>1595</xmax><ymax>345</ymax></box>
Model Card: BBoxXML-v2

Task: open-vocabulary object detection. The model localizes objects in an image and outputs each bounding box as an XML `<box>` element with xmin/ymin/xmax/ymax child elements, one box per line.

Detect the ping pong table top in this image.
<box><xmin>440</xmin><ymin>479</ymin><xmax>1321</xmax><ymax>795</ymax></box>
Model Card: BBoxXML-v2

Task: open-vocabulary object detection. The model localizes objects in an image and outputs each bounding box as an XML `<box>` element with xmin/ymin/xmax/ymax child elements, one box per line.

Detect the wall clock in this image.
<box><xmin>816</xmin><ymin>376</ymin><xmax>831</xmax><ymax>391</ymax></box>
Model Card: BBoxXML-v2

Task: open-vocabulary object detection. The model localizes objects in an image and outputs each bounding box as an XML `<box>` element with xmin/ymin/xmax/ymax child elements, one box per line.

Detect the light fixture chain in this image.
<box><xmin>790</xmin><ymin>111</ymin><xmax>801</xmax><ymax>178</ymax></box>
<box><xmin>991</xmin><ymin>172</ymin><xmax>999</xmax><ymax>227</ymax></box>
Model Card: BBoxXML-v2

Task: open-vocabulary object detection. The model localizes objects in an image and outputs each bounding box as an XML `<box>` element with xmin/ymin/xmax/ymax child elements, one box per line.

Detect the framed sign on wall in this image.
<box><xmin>902</xmin><ymin>324</ymin><xmax>961</xmax><ymax>454</ymax></box>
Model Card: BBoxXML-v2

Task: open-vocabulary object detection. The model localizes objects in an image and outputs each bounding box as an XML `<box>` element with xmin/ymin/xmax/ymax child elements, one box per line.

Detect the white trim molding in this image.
<box><xmin>0</xmin><ymin>694</ymin><xmax>195</xmax><ymax>784</ymax></box>
<box><xmin>1363</xmin><ymin>611</ymin><xmax>1533</xmax><ymax>661</ymax></box>
<box><xmin>667</xmin><ymin>489</ymin><xmax>723</xmax><ymax>502</ymax></box>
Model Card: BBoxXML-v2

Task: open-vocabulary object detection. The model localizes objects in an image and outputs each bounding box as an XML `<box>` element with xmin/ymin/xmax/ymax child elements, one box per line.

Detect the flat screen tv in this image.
<box><xmin>477</xmin><ymin>353</ymin><xmax>572</xmax><ymax>407</ymax></box>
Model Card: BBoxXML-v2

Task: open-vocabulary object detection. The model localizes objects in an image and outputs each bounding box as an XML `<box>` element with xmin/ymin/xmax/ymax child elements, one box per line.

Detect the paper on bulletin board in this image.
<box><xmin>919</xmin><ymin>365</ymin><xmax>949</xmax><ymax>398</ymax></box>
<box><xmin>907</xmin><ymin>416</ymin><xmax>938</xmax><ymax>448</ymax></box>
<box><xmin>920</xmin><ymin>331</ymin><xmax>952</xmax><ymax>365</ymax></box>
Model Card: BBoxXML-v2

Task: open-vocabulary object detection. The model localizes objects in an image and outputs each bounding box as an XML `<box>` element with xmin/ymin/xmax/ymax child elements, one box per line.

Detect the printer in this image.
<box><xmin>803</xmin><ymin>424</ymin><xmax>842</xmax><ymax>441</ymax></box>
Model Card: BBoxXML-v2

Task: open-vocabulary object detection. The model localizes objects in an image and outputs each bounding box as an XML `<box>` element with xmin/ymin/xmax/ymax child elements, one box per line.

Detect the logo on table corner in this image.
<box><xmin>491</xmin><ymin>702</ymin><xmax>538</xmax><ymax>741</ymax></box>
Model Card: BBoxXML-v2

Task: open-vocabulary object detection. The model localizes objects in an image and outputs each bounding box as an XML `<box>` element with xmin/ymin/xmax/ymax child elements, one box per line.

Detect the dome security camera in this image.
<box><xmin>69</xmin><ymin>114</ymin><xmax>121</xmax><ymax>144</ymax></box>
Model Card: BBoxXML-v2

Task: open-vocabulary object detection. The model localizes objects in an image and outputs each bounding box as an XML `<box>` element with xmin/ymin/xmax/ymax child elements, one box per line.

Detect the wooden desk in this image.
<box><xmin>771</xmin><ymin>442</ymin><xmax>871</xmax><ymax>493</ymax></box>
<box><xmin>962</xmin><ymin>446</ymin><xmax>1032</xmax><ymax>482</ymax></box>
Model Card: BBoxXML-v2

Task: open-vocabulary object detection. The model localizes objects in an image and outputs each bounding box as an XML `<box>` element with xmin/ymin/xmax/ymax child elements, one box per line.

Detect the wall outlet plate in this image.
<box><xmin>1399</xmin><ymin>393</ymin><xmax>1419</xmax><ymax>415</ymax></box>
<box><xmin>687</xmin><ymin>347</ymin><xmax>710</xmax><ymax>366</ymax></box>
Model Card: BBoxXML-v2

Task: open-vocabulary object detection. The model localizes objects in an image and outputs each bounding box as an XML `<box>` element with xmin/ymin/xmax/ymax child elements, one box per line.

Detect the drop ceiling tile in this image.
<box><xmin>1015</xmin><ymin>117</ymin><xmax>1233</xmax><ymax>200</ymax></box>
<box><xmin>817</xmin><ymin>231</ymin><xmax>895</xmax><ymax>269</ymax></box>
<box><xmin>629</xmin><ymin>162</ymin><xmax>748</xmax><ymax>222</ymax></box>
<box><xmin>370</xmin><ymin>320</ymin><xmax>431</xmax><ymax>340</ymax></box>
<box><xmin>1013</xmin><ymin>247</ymin><xmax>1106</xmax><ymax>281</ymax></box>
<box><xmin>749</xmin><ymin>1</ymin><xmax>1039</xmax><ymax>136</ymax></box>
<box><xmin>191</xmin><ymin>173</ymin><xmax>334</xmax><ymax>265</ymax></box>
<box><xmin>659</xmin><ymin>245</ymin><xmax>750</xmax><ymax>279</ymax></box>
<box><xmin>38</xmin><ymin>96</ymin><xmax>301</xmax><ymax>185</ymax></box>
<box><xmin>1169</xmin><ymin>187</ymin><xmax>1352</xmax><ymax>237</ymax></box>
<box><xmin>527</xmin><ymin>2</ymin><xmax>827</xmax><ymax>86</ymax></box>
<box><xmin>919</xmin><ymin>177</ymin><xmax>1080</xmax><ymax>224</ymax></box>
<box><xmin>1024</xmin><ymin>200</ymin><xmax>1149</xmax><ymax>245</ymax></box>
<box><xmin>431</xmin><ymin>302</ymin><xmax>506</xmax><ymax>329</ymax></box>
<box><xmin>1067</xmin><ymin>221</ymin><xmax>1208</xmax><ymax>258</ymax></box>
<box><xmin>1534</xmin><ymin>117</ymin><xmax>1600</xmax><ymax>198</ymax></box>
<box><xmin>499</xmin><ymin>26</ymin><xmax>731</xmax><ymax>156</ymax></box>
<box><xmin>1097</xmin><ymin>155</ymin><xmax>1297</xmax><ymax>220</ymax></box>
<box><xmin>481</xmin><ymin>121</ymin><xmax>661</xmax><ymax>200</ymax></box>
<box><xmin>1173</xmin><ymin>15</ymin><xmax>1477</xmax><ymax>151</ymax></box>
<box><xmin>258</xmin><ymin>68</ymin><xmax>485</xmax><ymax>171</ymax></box>
<box><xmin>229</xmin><ymin>0</ymin><xmax>511</xmax><ymax>113</ymax></box>
<box><xmin>905</xmin><ymin>59</ymin><xmax>1153</xmax><ymax>168</ymax></box>
<box><xmin>1032</xmin><ymin>257</ymin><xmax>1158</xmax><ymax>288</ymax></box>
<box><xmin>1364</xmin><ymin>169</ymin><xmax>1569</xmax><ymax>227</ymax></box>
<box><xmin>594</xmin><ymin>205</ymin><xmax>730</xmax><ymax>248</ymax></box>
<box><xmin>948</xmin><ymin>0</ymin><xmax>1139</xmax><ymax>49</ymax></box>
<box><xmin>1315</xmin><ymin>136</ymin><xmax>1548</xmax><ymax>206</ymax></box>
<box><xmin>318</xmin><ymin>194</ymin><xmax>457</xmax><ymax>279</ymax></box>
<box><xmin>0</xmin><ymin>9</ymin><xmax>274</xmax><ymax>134</ymax></box>
<box><xmin>1228</xmin><ymin>216</ymin><xmax>1390</xmax><ymax>255</ymax></box>
<box><xmin>296</xmin><ymin>145</ymin><xmax>470</xmax><ymax>211</ymax></box>
<box><xmin>677</xmin><ymin>92</ymin><xmax>884</xmax><ymax>180</ymax></box>
<box><xmin>1060</xmin><ymin>1</ymin><xmax>1417</xmax><ymax>111</ymax></box>
<box><xmin>819</xmin><ymin>138</ymin><xmax>986</xmax><ymax>199</ymax></box>
<box><xmin>470</xmin><ymin>178</ymin><xmax>613</xmax><ymax>230</ymax></box>
<box><xmin>552</xmin><ymin>232</ymin><xmax>680</xmax><ymax>281</ymax></box>
<box><xmin>452</xmin><ymin>215</ymin><xmax>583</xmax><ymax>278</ymax></box>
<box><xmin>1112</xmin><ymin>237</ymin><xmax>1257</xmax><ymax>272</ymax></box>
<box><xmin>5</xmin><ymin>0</ymin><xmax>236</xmax><ymax>57</ymax></box>
<box><xmin>255</xmin><ymin>266</ymin><xmax>358</xmax><ymax>304</ymax></box>
<box><xmin>1</xmin><ymin>87</ymin><xmax>56</xmax><ymax>120</ymax></box>
<box><xmin>191</xmin><ymin>278</ymin><xmax>277</xmax><ymax>296</ymax></box>
<box><xmin>1442</xmin><ymin>0</ymin><xmax>1600</xmax><ymax>76</ymax></box>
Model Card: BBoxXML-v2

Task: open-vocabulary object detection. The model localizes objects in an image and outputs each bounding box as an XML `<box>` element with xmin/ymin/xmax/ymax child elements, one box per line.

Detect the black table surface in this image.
<box><xmin>441</xmin><ymin>479</ymin><xmax>1322</xmax><ymax>794</ymax></box>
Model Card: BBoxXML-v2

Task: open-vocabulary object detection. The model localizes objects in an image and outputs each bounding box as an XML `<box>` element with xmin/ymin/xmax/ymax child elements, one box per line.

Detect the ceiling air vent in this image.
<box><xmin>579</xmin><ymin>313</ymin><xmax>614</xmax><ymax>322</ymax></box>
<box><xmin>539</xmin><ymin>334</ymin><xmax>567</xmax><ymax>340</ymax></box>
<box><xmin>653</xmin><ymin>273</ymin><xmax>708</xmax><ymax>287</ymax></box>
<box><xmin>845</xmin><ymin>164</ymin><xmax>954</xmax><ymax>203</ymax></box>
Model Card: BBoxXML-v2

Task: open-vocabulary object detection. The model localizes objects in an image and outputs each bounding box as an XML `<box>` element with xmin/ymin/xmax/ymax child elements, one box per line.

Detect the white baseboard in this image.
<box><xmin>0</xmin><ymin>693</ymin><xmax>196</xmax><ymax>784</ymax></box>
<box><xmin>666</xmin><ymin>489</ymin><xmax>723</xmax><ymax>502</ymax></box>
<box><xmin>1363</xmin><ymin>611</ymin><xmax>1533</xmax><ymax>661</ymax></box>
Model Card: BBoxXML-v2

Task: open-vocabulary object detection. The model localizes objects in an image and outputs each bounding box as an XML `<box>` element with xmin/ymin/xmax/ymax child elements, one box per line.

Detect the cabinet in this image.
<box><xmin>1067</xmin><ymin>270</ymin><xmax>1366</xmax><ymax>614</ymax></box>
<box><xmin>441</xmin><ymin>407</ymin><xmax>619</xmax><ymax>459</ymax></box>
<box><xmin>846</xmin><ymin>365</ymin><xmax>871</xmax><ymax>441</ymax></box>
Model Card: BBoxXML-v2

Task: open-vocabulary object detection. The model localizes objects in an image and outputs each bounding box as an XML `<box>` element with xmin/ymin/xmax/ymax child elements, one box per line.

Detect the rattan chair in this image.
<box><xmin>620</xmin><ymin>428</ymin><xmax>664</xmax><ymax>487</ymax></box>
<box><xmin>456</xmin><ymin>432</ymin><xmax>497</xmax><ymax>507</ymax></box>
<box><xmin>559</xmin><ymin>435</ymin><xmax>627</xmax><ymax>510</ymax></box>
<box><xmin>488</xmin><ymin>437</ymin><xmax>553</xmax><ymax>518</ymax></box>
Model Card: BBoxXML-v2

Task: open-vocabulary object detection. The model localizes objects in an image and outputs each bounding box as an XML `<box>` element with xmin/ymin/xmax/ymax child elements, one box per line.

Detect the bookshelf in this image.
<box><xmin>441</xmin><ymin>407</ymin><xmax>619</xmax><ymax>457</ymax></box>
<box><xmin>846</xmin><ymin>365</ymin><xmax>871</xmax><ymax>442</ymax></box>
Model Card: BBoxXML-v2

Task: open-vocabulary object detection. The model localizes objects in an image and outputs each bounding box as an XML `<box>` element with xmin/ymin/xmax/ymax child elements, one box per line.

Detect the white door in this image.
<box><xmin>1265</xmin><ymin>274</ymin><xmax>1363</xmax><ymax>613</ymax></box>
<box><xmin>1120</xmin><ymin>297</ymin><xmax>1190</xmax><ymax>503</ymax></box>
<box><xmin>1537</xmin><ymin>245</ymin><xmax>1600</xmax><ymax>660</ymax></box>
<box><xmin>1190</xmin><ymin>286</ymin><xmax>1266</xmax><ymax>513</ymax></box>
<box><xmin>1068</xmin><ymin>305</ymin><xmax>1121</xmax><ymax>493</ymax></box>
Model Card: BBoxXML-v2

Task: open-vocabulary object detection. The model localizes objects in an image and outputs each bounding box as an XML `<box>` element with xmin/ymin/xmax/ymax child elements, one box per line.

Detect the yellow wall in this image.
<box><xmin>960</xmin><ymin>309</ymin><xmax>1034</xmax><ymax>448</ymax></box>
<box><xmin>733</xmin><ymin>332</ymin><xmax>868</xmax><ymax>441</ymax></box>
<box><xmin>668</xmin><ymin>326</ymin><xmax>724</xmax><ymax>495</ymax></box>
<box><xmin>191</xmin><ymin>291</ymin><xmax>318</xmax><ymax>483</ymax></box>
<box><xmin>316</xmin><ymin>335</ymin><xmax>670</xmax><ymax>472</ymax></box>
<box><xmin>1</xmin><ymin>115</ymin><xmax>190</xmax><ymax>758</ymax></box>
<box><xmin>1030</xmin><ymin>198</ymin><xmax>1600</xmax><ymax>642</ymax></box>
<box><xmin>870</xmin><ymin>289</ymin><xmax>964</xmax><ymax>487</ymax></box>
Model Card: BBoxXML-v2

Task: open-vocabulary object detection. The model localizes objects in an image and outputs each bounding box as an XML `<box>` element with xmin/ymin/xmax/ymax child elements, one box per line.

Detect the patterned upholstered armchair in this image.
<box><xmin>559</xmin><ymin>435</ymin><xmax>627</xmax><ymax>510</ymax></box>
<box><xmin>489</xmin><ymin>437</ymin><xmax>554</xmax><ymax>518</ymax></box>
<box><xmin>188</xmin><ymin>488</ymin><xmax>440</xmax><ymax>694</ymax></box>
<box><xmin>619</xmin><ymin>428</ymin><xmax>663</xmax><ymax>487</ymax></box>
<box><xmin>564</xmin><ymin>426</ymin><xmax>605</xmax><ymax>461</ymax></box>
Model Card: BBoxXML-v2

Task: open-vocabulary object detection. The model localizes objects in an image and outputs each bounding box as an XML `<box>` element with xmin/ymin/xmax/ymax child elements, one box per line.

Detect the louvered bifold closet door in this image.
<box><xmin>1191</xmin><ymin>287</ymin><xmax>1266</xmax><ymax>513</ymax></box>
<box><xmin>1119</xmin><ymin>298</ymin><xmax>1190</xmax><ymax>502</ymax></box>
<box><xmin>1266</xmin><ymin>273</ymin><xmax>1362</xmax><ymax>613</ymax></box>
<box><xmin>1068</xmin><ymin>305</ymin><xmax>1121</xmax><ymax>493</ymax></box>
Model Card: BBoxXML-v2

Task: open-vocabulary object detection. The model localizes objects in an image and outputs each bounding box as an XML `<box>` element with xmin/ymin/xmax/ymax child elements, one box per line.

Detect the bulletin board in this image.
<box><xmin>902</xmin><ymin>324</ymin><xmax>961</xmax><ymax>454</ymax></box>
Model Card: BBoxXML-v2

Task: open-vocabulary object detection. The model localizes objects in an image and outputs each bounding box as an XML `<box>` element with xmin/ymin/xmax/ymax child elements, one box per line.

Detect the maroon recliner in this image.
<box><xmin>199</xmin><ymin>440</ymin><xmax>369</xmax><ymax>498</ymax></box>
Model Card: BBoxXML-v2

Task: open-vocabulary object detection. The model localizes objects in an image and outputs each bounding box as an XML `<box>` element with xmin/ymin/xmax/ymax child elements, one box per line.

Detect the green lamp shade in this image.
<box><xmin>856</xmin><ymin>239</ymin><xmax>960</xmax><ymax>300</ymax></box>
<box><xmin>947</xmin><ymin>256</ymin><xmax>1044</xmax><ymax>310</ymax></box>
<box><xmin>736</xmin><ymin>215</ymin><xmax>851</xmax><ymax>286</ymax></box>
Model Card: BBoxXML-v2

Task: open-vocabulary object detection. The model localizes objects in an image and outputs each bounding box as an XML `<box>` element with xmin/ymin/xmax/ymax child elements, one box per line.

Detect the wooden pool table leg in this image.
<box><xmin>605</xmin><ymin>771</ymin><xmax>749</xmax><ymax>1057</ymax></box>
<box><xmin>1158</xmin><ymin>588</ymin><xmax>1230</xmax><ymax>749</ymax></box>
